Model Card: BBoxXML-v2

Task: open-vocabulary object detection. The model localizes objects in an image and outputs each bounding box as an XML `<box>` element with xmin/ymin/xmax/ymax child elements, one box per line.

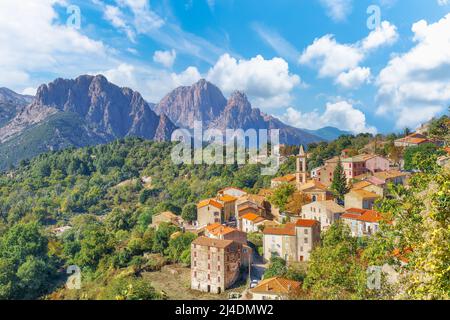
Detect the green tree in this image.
<box><xmin>181</xmin><ymin>203</ymin><xmax>197</xmax><ymax>223</ymax></box>
<box><xmin>303</xmin><ymin>222</ymin><xmax>367</xmax><ymax>300</ymax></box>
<box><xmin>268</xmin><ymin>183</ymin><xmax>295</xmax><ymax>211</ymax></box>
<box><xmin>263</xmin><ymin>257</ymin><xmax>287</xmax><ymax>279</ymax></box>
<box><xmin>330</xmin><ymin>158</ymin><xmax>349</xmax><ymax>202</ymax></box>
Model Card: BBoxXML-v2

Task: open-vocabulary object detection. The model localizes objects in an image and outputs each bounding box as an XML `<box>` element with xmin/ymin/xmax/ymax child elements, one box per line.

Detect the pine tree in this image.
<box><xmin>331</xmin><ymin>158</ymin><xmax>349</xmax><ymax>202</ymax></box>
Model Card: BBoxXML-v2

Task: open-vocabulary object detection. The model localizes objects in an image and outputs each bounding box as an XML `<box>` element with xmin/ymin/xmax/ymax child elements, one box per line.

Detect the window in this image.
<box><xmin>194</xmin><ymin>261</ymin><xmax>197</xmax><ymax>267</ymax></box>
<box><xmin>304</xmin><ymin>237</ymin><xmax>308</xmax><ymax>243</ymax></box>
<box><xmin>218</xmin><ymin>277</ymin><xmax>221</xmax><ymax>283</ymax></box>
<box><xmin>304</xmin><ymin>229</ymin><xmax>309</xmax><ymax>235</ymax></box>
<box><xmin>208</xmin><ymin>264</ymin><xmax>210</xmax><ymax>269</ymax></box>
<box><xmin>194</xmin><ymin>271</ymin><xmax>197</xmax><ymax>277</ymax></box>
<box><xmin>218</xmin><ymin>265</ymin><xmax>220</xmax><ymax>271</ymax></box>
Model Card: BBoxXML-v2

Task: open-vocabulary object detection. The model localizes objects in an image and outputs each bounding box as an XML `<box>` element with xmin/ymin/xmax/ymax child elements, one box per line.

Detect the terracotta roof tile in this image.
<box><xmin>250</xmin><ymin>277</ymin><xmax>301</xmax><ymax>294</ymax></box>
<box><xmin>192</xmin><ymin>236</ymin><xmax>235</xmax><ymax>249</ymax></box>
<box><xmin>197</xmin><ymin>199</ymin><xmax>224</xmax><ymax>209</ymax></box>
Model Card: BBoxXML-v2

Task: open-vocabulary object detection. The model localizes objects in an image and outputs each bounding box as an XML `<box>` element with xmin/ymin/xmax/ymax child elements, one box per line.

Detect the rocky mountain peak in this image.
<box><xmin>154</xmin><ymin>79</ymin><xmax>227</xmax><ymax>128</ymax></box>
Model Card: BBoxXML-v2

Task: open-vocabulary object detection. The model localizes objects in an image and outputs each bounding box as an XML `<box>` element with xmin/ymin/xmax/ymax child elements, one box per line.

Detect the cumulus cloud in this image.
<box><xmin>319</xmin><ymin>0</ymin><xmax>353</xmax><ymax>22</ymax></box>
<box><xmin>0</xmin><ymin>0</ymin><xmax>109</xmax><ymax>90</ymax></box>
<box><xmin>101</xmin><ymin>63</ymin><xmax>201</xmax><ymax>103</ymax></box>
<box><xmin>281</xmin><ymin>101</ymin><xmax>377</xmax><ymax>134</ymax></box>
<box><xmin>300</xmin><ymin>21</ymin><xmax>398</xmax><ymax>89</ymax></box>
<box><xmin>376</xmin><ymin>14</ymin><xmax>450</xmax><ymax>129</ymax></box>
<box><xmin>299</xmin><ymin>35</ymin><xmax>363</xmax><ymax>78</ymax></box>
<box><xmin>437</xmin><ymin>0</ymin><xmax>449</xmax><ymax>5</ymax></box>
<box><xmin>206</xmin><ymin>54</ymin><xmax>302</xmax><ymax>108</ymax></box>
<box><xmin>335</xmin><ymin>67</ymin><xmax>371</xmax><ymax>88</ymax></box>
<box><xmin>153</xmin><ymin>49</ymin><xmax>177</xmax><ymax>68</ymax></box>
<box><xmin>362</xmin><ymin>21</ymin><xmax>399</xmax><ymax>51</ymax></box>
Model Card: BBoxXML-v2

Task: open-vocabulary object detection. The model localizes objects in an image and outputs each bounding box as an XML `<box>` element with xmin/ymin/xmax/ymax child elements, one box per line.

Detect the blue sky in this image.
<box><xmin>1</xmin><ymin>0</ymin><xmax>450</xmax><ymax>134</ymax></box>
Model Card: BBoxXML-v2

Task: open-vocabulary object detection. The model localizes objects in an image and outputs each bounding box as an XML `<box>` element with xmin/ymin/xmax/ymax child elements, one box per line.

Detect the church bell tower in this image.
<box><xmin>296</xmin><ymin>145</ymin><xmax>307</xmax><ymax>187</ymax></box>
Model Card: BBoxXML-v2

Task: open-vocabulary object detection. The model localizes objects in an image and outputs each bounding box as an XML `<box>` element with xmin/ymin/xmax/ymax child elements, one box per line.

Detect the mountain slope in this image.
<box><xmin>0</xmin><ymin>75</ymin><xmax>176</xmax><ymax>169</ymax></box>
<box><xmin>0</xmin><ymin>88</ymin><xmax>33</xmax><ymax>127</ymax></box>
<box><xmin>305</xmin><ymin>126</ymin><xmax>352</xmax><ymax>141</ymax></box>
<box><xmin>155</xmin><ymin>80</ymin><xmax>324</xmax><ymax>145</ymax></box>
<box><xmin>154</xmin><ymin>79</ymin><xmax>226</xmax><ymax>128</ymax></box>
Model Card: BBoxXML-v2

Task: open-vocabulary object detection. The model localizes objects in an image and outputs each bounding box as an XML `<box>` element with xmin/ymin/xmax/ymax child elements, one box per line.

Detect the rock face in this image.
<box><xmin>33</xmin><ymin>75</ymin><xmax>173</xmax><ymax>140</ymax></box>
<box><xmin>154</xmin><ymin>79</ymin><xmax>227</xmax><ymax>128</ymax></box>
<box><xmin>0</xmin><ymin>75</ymin><xmax>175</xmax><ymax>143</ymax></box>
<box><xmin>0</xmin><ymin>88</ymin><xmax>33</xmax><ymax>127</ymax></box>
<box><xmin>155</xmin><ymin>80</ymin><xmax>323</xmax><ymax>145</ymax></box>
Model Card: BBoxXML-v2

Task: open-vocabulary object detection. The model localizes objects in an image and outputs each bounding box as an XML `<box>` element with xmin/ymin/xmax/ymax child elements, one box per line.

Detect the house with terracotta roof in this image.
<box><xmin>218</xmin><ymin>187</ymin><xmax>248</xmax><ymax>198</ymax></box>
<box><xmin>344</xmin><ymin>189</ymin><xmax>380</xmax><ymax>210</ymax></box>
<box><xmin>298</xmin><ymin>180</ymin><xmax>334</xmax><ymax>202</ymax></box>
<box><xmin>394</xmin><ymin>133</ymin><xmax>430</xmax><ymax>147</ymax></box>
<box><xmin>270</xmin><ymin>174</ymin><xmax>296</xmax><ymax>189</ymax></box>
<box><xmin>300</xmin><ymin>200</ymin><xmax>345</xmax><ymax>231</ymax></box>
<box><xmin>205</xmin><ymin>223</ymin><xmax>247</xmax><ymax>245</ymax></box>
<box><xmin>250</xmin><ymin>277</ymin><xmax>301</xmax><ymax>300</ymax></box>
<box><xmin>197</xmin><ymin>199</ymin><xmax>224</xmax><ymax>227</ymax></box>
<box><xmin>341</xmin><ymin>208</ymin><xmax>383</xmax><ymax>237</ymax></box>
<box><xmin>217</xmin><ymin>194</ymin><xmax>238</xmax><ymax>221</ymax></box>
<box><xmin>191</xmin><ymin>237</ymin><xmax>243</xmax><ymax>294</ymax></box>
<box><xmin>241</xmin><ymin>213</ymin><xmax>267</xmax><ymax>233</ymax></box>
<box><xmin>262</xmin><ymin>219</ymin><xmax>320</xmax><ymax>262</ymax></box>
<box><xmin>152</xmin><ymin>211</ymin><xmax>184</xmax><ymax>229</ymax></box>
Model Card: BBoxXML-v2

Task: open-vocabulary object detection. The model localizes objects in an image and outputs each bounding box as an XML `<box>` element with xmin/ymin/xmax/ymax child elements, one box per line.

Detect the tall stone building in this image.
<box><xmin>296</xmin><ymin>145</ymin><xmax>308</xmax><ymax>187</ymax></box>
<box><xmin>191</xmin><ymin>237</ymin><xmax>242</xmax><ymax>294</ymax></box>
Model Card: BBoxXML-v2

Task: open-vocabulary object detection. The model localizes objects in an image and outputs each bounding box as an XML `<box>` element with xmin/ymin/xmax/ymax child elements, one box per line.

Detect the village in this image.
<box><xmin>145</xmin><ymin>129</ymin><xmax>449</xmax><ymax>300</ymax></box>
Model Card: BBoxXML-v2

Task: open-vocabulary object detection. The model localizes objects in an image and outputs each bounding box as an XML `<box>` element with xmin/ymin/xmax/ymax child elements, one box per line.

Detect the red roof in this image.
<box><xmin>341</xmin><ymin>208</ymin><xmax>383</xmax><ymax>223</ymax></box>
<box><xmin>295</xmin><ymin>219</ymin><xmax>319</xmax><ymax>228</ymax></box>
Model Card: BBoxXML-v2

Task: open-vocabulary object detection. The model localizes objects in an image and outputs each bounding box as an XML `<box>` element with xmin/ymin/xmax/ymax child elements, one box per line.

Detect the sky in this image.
<box><xmin>0</xmin><ymin>0</ymin><xmax>450</xmax><ymax>134</ymax></box>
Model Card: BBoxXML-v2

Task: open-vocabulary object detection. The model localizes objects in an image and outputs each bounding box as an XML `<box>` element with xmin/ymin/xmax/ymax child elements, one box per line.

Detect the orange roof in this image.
<box><xmin>205</xmin><ymin>223</ymin><xmax>239</xmax><ymax>236</ymax></box>
<box><xmin>218</xmin><ymin>187</ymin><xmax>247</xmax><ymax>194</ymax></box>
<box><xmin>218</xmin><ymin>195</ymin><xmax>237</xmax><ymax>203</ymax></box>
<box><xmin>392</xmin><ymin>247</ymin><xmax>413</xmax><ymax>264</ymax></box>
<box><xmin>349</xmin><ymin>189</ymin><xmax>380</xmax><ymax>199</ymax></box>
<box><xmin>341</xmin><ymin>209</ymin><xmax>383</xmax><ymax>223</ymax></box>
<box><xmin>271</xmin><ymin>174</ymin><xmax>296</xmax><ymax>183</ymax></box>
<box><xmin>197</xmin><ymin>199</ymin><xmax>224</xmax><ymax>209</ymax></box>
<box><xmin>241</xmin><ymin>213</ymin><xmax>260</xmax><ymax>221</ymax></box>
<box><xmin>192</xmin><ymin>236</ymin><xmax>235</xmax><ymax>249</ymax></box>
<box><xmin>444</xmin><ymin>147</ymin><xmax>450</xmax><ymax>155</ymax></box>
<box><xmin>263</xmin><ymin>223</ymin><xmax>296</xmax><ymax>236</ymax></box>
<box><xmin>250</xmin><ymin>277</ymin><xmax>301</xmax><ymax>295</ymax></box>
<box><xmin>295</xmin><ymin>219</ymin><xmax>319</xmax><ymax>228</ymax></box>
<box><xmin>238</xmin><ymin>204</ymin><xmax>258</xmax><ymax>212</ymax></box>
<box><xmin>352</xmin><ymin>181</ymin><xmax>373</xmax><ymax>190</ymax></box>
<box><xmin>299</xmin><ymin>180</ymin><xmax>329</xmax><ymax>192</ymax></box>
<box><xmin>396</xmin><ymin>134</ymin><xmax>429</xmax><ymax>145</ymax></box>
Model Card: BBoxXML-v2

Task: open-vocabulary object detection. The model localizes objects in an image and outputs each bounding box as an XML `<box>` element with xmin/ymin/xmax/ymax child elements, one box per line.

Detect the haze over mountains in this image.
<box><xmin>0</xmin><ymin>75</ymin><xmax>349</xmax><ymax>170</ymax></box>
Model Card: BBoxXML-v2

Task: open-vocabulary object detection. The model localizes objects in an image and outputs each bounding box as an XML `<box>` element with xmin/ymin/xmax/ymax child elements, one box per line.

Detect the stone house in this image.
<box><xmin>197</xmin><ymin>199</ymin><xmax>224</xmax><ymax>227</ymax></box>
<box><xmin>341</xmin><ymin>208</ymin><xmax>384</xmax><ymax>237</ymax></box>
<box><xmin>262</xmin><ymin>219</ymin><xmax>320</xmax><ymax>263</ymax></box>
<box><xmin>191</xmin><ymin>237</ymin><xmax>242</xmax><ymax>294</ymax></box>
<box><xmin>300</xmin><ymin>200</ymin><xmax>345</xmax><ymax>231</ymax></box>
<box><xmin>240</xmin><ymin>213</ymin><xmax>267</xmax><ymax>233</ymax></box>
<box><xmin>298</xmin><ymin>180</ymin><xmax>334</xmax><ymax>202</ymax></box>
<box><xmin>344</xmin><ymin>189</ymin><xmax>380</xmax><ymax>210</ymax></box>
<box><xmin>204</xmin><ymin>223</ymin><xmax>247</xmax><ymax>245</ymax></box>
<box><xmin>250</xmin><ymin>277</ymin><xmax>301</xmax><ymax>300</ymax></box>
<box><xmin>151</xmin><ymin>211</ymin><xmax>184</xmax><ymax>229</ymax></box>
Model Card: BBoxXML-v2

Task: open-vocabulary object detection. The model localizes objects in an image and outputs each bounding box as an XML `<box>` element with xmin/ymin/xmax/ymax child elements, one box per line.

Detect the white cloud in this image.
<box><xmin>153</xmin><ymin>49</ymin><xmax>177</xmax><ymax>68</ymax></box>
<box><xmin>0</xmin><ymin>0</ymin><xmax>109</xmax><ymax>91</ymax></box>
<box><xmin>335</xmin><ymin>67</ymin><xmax>371</xmax><ymax>88</ymax></box>
<box><xmin>437</xmin><ymin>0</ymin><xmax>449</xmax><ymax>6</ymax></box>
<box><xmin>299</xmin><ymin>35</ymin><xmax>363</xmax><ymax>78</ymax></box>
<box><xmin>362</xmin><ymin>21</ymin><xmax>399</xmax><ymax>51</ymax></box>
<box><xmin>319</xmin><ymin>0</ymin><xmax>353</xmax><ymax>22</ymax></box>
<box><xmin>376</xmin><ymin>14</ymin><xmax>450</xmax><ymax>129</ymax></box>
<box><xmin>207</xmin><ymin>54</ymin><xmax>302</xmax><ymax>108</ymax></box>
<box><xmin>300</xmin><ymin>21</ymin><xmax>398</xmax><ymax>88</ymax></box>
<box><xmin>21</xmin><ymin>87</ymin><xmax>37</xmax><ymax>96</ymax></box>
<box><xmin>103</xmin><ymin>4</ymin><xmax>136</xmax><ymax>41</ymax></box>
<box><xmin>101</xmin><ymin>63</ymin><xmax>201</xmax><ymax>103</ymax></box>
<box><xmin>281</xmin><ymin>101</ymin><xmax>377</xmax><ymax>134</ymax></box>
